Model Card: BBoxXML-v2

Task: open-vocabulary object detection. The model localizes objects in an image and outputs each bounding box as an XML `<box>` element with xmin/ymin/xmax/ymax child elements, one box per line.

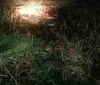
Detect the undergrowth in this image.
<box><xmin>0</xmin><ymin>0</ymin><xmax>100</xmax><ymax>85</ymax></box>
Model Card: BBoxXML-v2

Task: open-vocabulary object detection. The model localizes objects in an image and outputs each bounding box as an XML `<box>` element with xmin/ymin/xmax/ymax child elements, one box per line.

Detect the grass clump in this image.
<box><xmin>0</xmin><ymin>34</ymin><xmax>31</xmax><ymax>57</ymax></box>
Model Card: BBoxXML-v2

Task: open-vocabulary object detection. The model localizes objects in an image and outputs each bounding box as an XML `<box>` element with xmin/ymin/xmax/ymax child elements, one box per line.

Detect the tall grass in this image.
<box><xmin>0</xmin><ymin>34</ymin><xmax>99</xmax><ymax>85</ymax></box>
<box><xmin>0</xmin><ymin>0</ymin><xmax>100</xmax><ymax>85</ymax></box>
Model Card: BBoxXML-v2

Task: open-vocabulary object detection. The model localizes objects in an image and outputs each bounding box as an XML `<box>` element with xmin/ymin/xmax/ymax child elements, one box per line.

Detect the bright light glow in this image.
<box><xmin>12</xmin><ymin>1</ymin><xmax>54</xmax><ymax>24</ymax></box>
<box><xmin>17</xmin><ymin>2</ymin><xmax>45</xmax><ymax>17</ymax></box>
